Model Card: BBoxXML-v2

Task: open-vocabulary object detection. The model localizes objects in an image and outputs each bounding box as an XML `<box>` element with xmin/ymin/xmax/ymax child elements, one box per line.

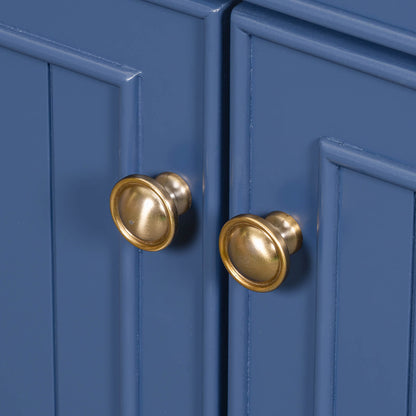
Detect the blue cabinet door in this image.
<box><xmin>241</xmin><ymin>0</ymin><xmax>416</xmax><ymax>57</ymax></box>
<box><xmin>0</xmin><ymin>1</ymin><xmax>232</xmax><ymax>415</ymax></box>
<box><xmin>228</xmin><ymin>4</ymin><xmax>416</xmax><ymax>416</ymax></box>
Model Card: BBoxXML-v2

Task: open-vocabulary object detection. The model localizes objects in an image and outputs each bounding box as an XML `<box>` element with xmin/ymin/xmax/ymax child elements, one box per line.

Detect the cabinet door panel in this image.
<box><xmin>0</xmin><ymin>47</ymin><xmax>54</xmax><ymax>416</ymax></box>
<box><xmin>0</xmin><ymin>0</ymin><xmax>231</xmax><ymax>414</ymax></box>
<box><xmin>321</xmin><ymin>160</ymin><xmax>412</xmax><ymax>415</ymax></box>
<box><xmin>317</xmin><ymin>0</ymin><xmax>416</xmax><ymax>33</ymax></box>
<box><xmin>245</xmin><ymin>0</ymin><xmax>416</xmax><ymax>41</ymax></box>
<box><xmin>229</xmin><ymin>4</ymin><xmax>416</xmax><ymax>416</ymax></box>
<box><xmin>51</xmin><ymin>66</ymin><xmax>121</xmax><ymax>416</ymax></box>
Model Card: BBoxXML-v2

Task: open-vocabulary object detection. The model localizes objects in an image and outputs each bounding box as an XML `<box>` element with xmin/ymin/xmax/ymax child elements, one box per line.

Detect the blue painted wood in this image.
<box><xmin>228</xmin><ymin>14</ymin><xmax>252</xmax><ymax>416</ymax></box>
<box><xmin>240</xmin><ymin>0</ymin><xmax>416</xmax><ymax>57</ymax></box>
<box><xmin>337</xmin><ymin>174</ymin><xmax>411</xmax><ymax>415</ymax></box>
<box><xmin>0</xmin><ymin>47</ymin><xmax>55</xmax><ymax>416</ymax></box>
<box><xmin>51</xmin><ymin>66</ymin><xmax>132</xmax><ymax>416</ymax></box>
<box><xmin>233</xmin><ymin>4</ymin><xmax>416</xmax><ymax>90</ymax></box>
<box><xmin>142</xmin><ymin>0</ymin><xmax>228</xmax><ymax>17</ymax></box>
<box><xmin>0</xmin><ymin>0</ymin><xmax>233</xmax><ymax>414</ymax></box>
<box><xmin>317</xmin><ymin>0</ymin><xmax>416</xmax><ymax>35</ymax></box>
<box><xmin>317</xmin><ymin>138</ymin><xmax>416</xmax><ymax>416</ymax></box>
<box><xmin>229</xmin><ymin>4</ymin><xmax>416</xmax><ymax>416</ymax></box>
<box><xmin>0</xmin><ymin>23</ymin><xmax>141</xmax><ymax>416</ymax></box>
<box><xmin>0</xmin><ymin>24</ymin><xmax>141</xmax><ymax>83</ymax></box>
<box><xmin>201</xmin><ymin>10</ymin><xmax>234</xmax><ymax>415</ymax></box>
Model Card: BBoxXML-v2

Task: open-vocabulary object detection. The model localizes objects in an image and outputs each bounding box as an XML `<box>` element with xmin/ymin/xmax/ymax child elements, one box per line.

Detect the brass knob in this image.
<box><xmin>110</xmin><ymin>172</ymin><xmax>192</xmax><ymax>251</ymax></box>
<box><xmin>219</xmin><ymin>211</ymin><xmax>302</xmax><ymax>292</ymax></box>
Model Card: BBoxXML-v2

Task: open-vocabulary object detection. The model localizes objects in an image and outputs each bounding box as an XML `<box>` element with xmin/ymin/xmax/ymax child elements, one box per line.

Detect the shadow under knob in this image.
<box><xmin>110</xmin><ymin>172</ymin><xmax>191</xmax><ymax>251</ymax></box>
<box><xmin>219</xmin><ymin>211</ymin><xmax>302</xmax><ymax>292</ymax></box>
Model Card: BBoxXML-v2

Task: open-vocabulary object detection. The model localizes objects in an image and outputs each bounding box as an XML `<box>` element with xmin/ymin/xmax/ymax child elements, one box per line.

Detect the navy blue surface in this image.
<box><xmin>316</xmin><ymin>139</ymin><xmax>416</xmax><ymax>416</ymax></box>
<box><xmin>0</xmin><ymin>47</ymin><xmax>55</xmax><ymax>416</ymax></box>
<box><xmin>318</xmin><ymin>0</ymin><xmax>416</xmax><ymax>34</ymax></box>
<box><xmin>5</xmin><ymin>0</ymin><xmax>416</xmax><ymax>414</ymax></box>
<box><xmin>229</xmin><ymin>4</ymin><xmax>416</xmax><ymax>416</ymax></box>
<box><xmin>0</xmin><ymin>0</ymin><xmax>233</xmax><ymax>414</ymax></box>
<box><xmin>241</xmin><ymin>0</ymin><xmax>416</xmax><ymax>58</ymax></box>
<box><xmin>51</xmin><ymin>67</ymin><xmax>122</xmax><ymax>416</ymax></box>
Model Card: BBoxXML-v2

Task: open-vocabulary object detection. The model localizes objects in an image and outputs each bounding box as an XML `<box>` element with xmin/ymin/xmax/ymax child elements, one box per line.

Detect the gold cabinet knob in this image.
<box><xmin>219</xmin><ymin>211</ymin><xmax>302</xmax><ymax>292</ymax></box>
<box><xmin>110</xmin><ymin>172</ymin><xmax>192</xmax><ymax>251</ymax></box>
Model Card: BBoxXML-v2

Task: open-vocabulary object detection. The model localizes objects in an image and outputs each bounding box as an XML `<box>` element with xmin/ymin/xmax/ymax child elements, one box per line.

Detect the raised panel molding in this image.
<box><xmin>0</xmin><ymin>23</ymin><xmax>142</xmax><ymax>416</ymax></box>
<box><xmin>144</xmin><ymin>0</ymin><xmax>232</xmax><ymax>18</ymax></box>
<box><xmin>229</xmin><ymin>5</ymin><xmax>416</xmax><ymax>416</ymax></box>
<box><xmin>0</xmin><ymin>49</ymin><xmax>54</xmax><ymax>416</ymax></box>
<box><xmin>317</xmin><ymin>137</ymin><xmax>416</xmax><ymax>415</ymax></box>
<box><xmin>241</xmin><ymin>0</ymin><xmax>416</xmax><ymax>57</ymax></box>
<box><xmin>140</xmin><ymin>1</ymin><xmax>236</xmax><ymax>414</ymax></box>
<box><xmin>0</xmin><ymin>0</ymin><xmax>233</xmax><ymax>410</ymax></box>
<box><xmin>232</xmin><ymin>4</ymin><xmax>416</xmax><ymax>91</ymax></box>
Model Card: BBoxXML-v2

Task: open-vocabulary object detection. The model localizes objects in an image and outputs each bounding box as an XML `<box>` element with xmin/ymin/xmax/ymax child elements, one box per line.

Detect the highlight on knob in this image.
<box><xmin>219</xmin><ymin>211</ymin><xmax>302</xmax><ymax>292</ymax></box>
<box><xmin>110</xmin><ymin>172</ymin><xmax>191</xmax><ymax>251</ymax></box>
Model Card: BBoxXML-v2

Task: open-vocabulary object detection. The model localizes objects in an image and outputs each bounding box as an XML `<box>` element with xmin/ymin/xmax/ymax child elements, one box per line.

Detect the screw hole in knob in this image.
<box><xmin>219</xmin><ymin>211</ymin><xmax>302</xmax><ymax>292</ymax></box>
<box><xmin>110</xmin><ymin>172</ymin><xmax>192</xmax><ymax>251</ymax></box>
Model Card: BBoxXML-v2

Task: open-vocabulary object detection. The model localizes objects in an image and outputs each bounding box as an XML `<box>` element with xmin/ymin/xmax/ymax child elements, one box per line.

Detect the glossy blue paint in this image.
<box><xmin>51</xmin><ymin>68</ymin><xmax>124</xmax><ymax>416</ymax></box>
<box><xmin>6</xmin><ymin>0</ymin><xmax>416</xmax><ymax>413</ymax></box>
<box><xmin>317</xmin><ymin>138</ymin><xmax>416</xmax><ymax>416</ymax></box>
<box><xmin>0</xmin><ymin>0</ymin><xmax>233</xmax><ymax>414</ymax></box>
<box><xmin>241</xmin><ymin>0</ymin><xmax>416</xmax><ymax>57</ymax></box>
<box><xmin>316</xmin><ymin>0</ymin><xmax>416</xmax><ymax>35</ymax></box>
<box><xmin>0</xmin><ymin>47</ymin><xmax>54</xmax><ymax>416</ymax></box>
<box><xmin>229</xmin><ymin>3</ymin><xmax>416</xmax><ymax>416</ymax></box>
<box><xmin>0</xmin><ymin>25</ymin><xmax>141</xmax><ymax>415</ymax></box>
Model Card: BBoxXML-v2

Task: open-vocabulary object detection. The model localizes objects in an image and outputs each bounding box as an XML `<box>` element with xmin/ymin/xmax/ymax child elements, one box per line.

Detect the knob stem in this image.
<box><xmin>155</xmin><ymin>172</ymin><xmax>192</xmax><ymax>216</ymax></box>
<box><xmin>265</xmin><ymin>211</ymin><xmax>302</xmax><ymax>255</ymax></box>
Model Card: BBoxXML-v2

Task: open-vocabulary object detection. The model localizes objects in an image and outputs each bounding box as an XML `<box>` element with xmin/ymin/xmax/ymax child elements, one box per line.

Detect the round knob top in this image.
<box><xmin>227</xmin><ymin>222</ymin><xmax>281</xmax><ymax>283</ymax></box>
<box><xmin>219</xmin><ymin>212</ymin><xmax>302</xmax><ymax>292</ymax></box>
<box><xmin>110</xmin><ymin>172</ymin><xmax>191</xmax><ymax>251</ymax></box>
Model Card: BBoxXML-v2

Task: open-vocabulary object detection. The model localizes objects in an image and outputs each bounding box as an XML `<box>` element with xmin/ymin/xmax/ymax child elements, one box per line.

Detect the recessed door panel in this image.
<box><xmin>336</xmin><ymin>170</ymin><xmax>412</xmax><ymax>416</ymax></box>
<box><xmin>238</xmin><ymin>0</ymin><xmax>416</xmax><ymax>60</ymax></box>
<box><xmin>0</xmin><ymin>47</ymin><xmax>54</xmax><ymax>416</ymax></box>
<box><xmin>246</xmin><ymin>0</ymin><xmax>416</xmax><ymax>37</ymax></box>
<box><xmin>0</xmin><ymin>0</ymin><xmax>232</xmax><ymax>413</ymax></box>
<box><xmin>317</xmin><ymin>0</ymin><xmax>416</xmax><ymax>33</ymax></box>
<box><xmin>51</xmin><ymin>66</ymin><xmax>122</xmax><ymax>416</ymax></box>
<box><xmin>317</xmin><ymin>139</ymin><xmax>416</xmax><ymax>416</ymax></box>
<box><xmin>229</xmin><ymin>4</ymin><xmax>416</xmax><ymax>416</ymax></box>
